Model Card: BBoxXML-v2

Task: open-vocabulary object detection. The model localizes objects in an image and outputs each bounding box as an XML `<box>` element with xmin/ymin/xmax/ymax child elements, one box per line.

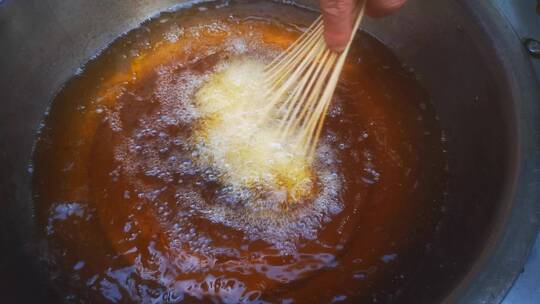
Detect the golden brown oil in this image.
<box><xmin>32</xmin><ymin>1</ymin><xmax>447</xmax><ymax>303</ymax></box>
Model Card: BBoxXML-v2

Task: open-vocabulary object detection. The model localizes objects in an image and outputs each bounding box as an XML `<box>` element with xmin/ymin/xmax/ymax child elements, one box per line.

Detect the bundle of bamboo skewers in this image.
<box><xmin>260</xmin><ymin>1</ymin><xmax>366</xmax><ymax>160</ymax></box>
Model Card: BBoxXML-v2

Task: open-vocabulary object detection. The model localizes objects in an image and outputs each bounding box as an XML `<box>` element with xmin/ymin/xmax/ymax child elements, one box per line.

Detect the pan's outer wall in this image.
<box><xmin>0</xmin><ymin>0</ymin><xmax>538</xmax><ymax>303</ymax></box>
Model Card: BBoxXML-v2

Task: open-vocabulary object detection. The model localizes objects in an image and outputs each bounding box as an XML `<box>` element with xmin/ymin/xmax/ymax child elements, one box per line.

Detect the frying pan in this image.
<box><xmin>0</xmin><ymin>0</ymin><xmax>539</xmax><ymax>303</ymax></box>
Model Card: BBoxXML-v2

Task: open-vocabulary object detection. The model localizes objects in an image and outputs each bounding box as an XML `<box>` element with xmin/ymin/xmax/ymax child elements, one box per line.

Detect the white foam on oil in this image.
<box><xmin>192</xmin><ymin>62</ymin><xmax>343</xmax><ymax>253</ymax></box>
<box><xmin>108</xmin><ymin>35</ymin><xmax>344</xmax><ymax>254</ymax></box>
<box><xmin>196</xmin><ymin>143</ymin><xmax>343</xmax><ymax>253</ymax></box>
<box><xmin>193</xmin><ymin>59</ymin><xmax>313</xmax><ymax>200</ymax></box>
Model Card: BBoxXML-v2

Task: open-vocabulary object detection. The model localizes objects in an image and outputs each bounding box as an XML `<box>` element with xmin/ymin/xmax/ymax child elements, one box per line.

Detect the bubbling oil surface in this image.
<box><xmin>33</xmin><ymin>1</ymin><xmax>447</xmax><ymax>303</ymax></box>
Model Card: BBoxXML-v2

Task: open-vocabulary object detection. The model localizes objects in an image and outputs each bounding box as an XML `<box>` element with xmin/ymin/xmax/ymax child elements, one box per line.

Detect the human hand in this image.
<box><xmin>320</xmin><ymin>0</ymin><xmax>406</xmax><ymax>52</ymax></box>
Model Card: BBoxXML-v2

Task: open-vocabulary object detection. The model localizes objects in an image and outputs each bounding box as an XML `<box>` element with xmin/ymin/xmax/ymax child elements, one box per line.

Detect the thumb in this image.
<box><xmin>320</xmin><ymin>0</ymin><xmax>355</xmax><ymax>52</ymax></box>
